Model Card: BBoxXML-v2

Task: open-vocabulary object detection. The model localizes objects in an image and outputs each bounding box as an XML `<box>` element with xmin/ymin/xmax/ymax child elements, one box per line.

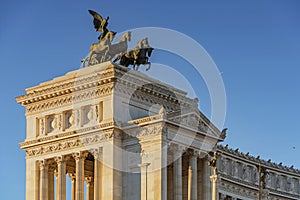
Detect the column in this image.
<box><xmin>39</xmin><ymin>160</ymin><xmax>49</xmax><ymax>200</ymax></box>
<box><xmin>73</xmin><ymin>151</ymin><xmax>88</xmax><ymax>200</ymax></box>
<box><xmin>172</xmin><ymin>145</ymin><xmax>183</xmax><ymax>200</ymax></box>
<box><xmin>210</xmin><ymin>174</ymin><xmax>218</xmax><ymax>200</ymax></box>
<box><xmin>188</xmin><ymin>152</ymin><xmax>198</xmax><ymax>200</ymax></box>
<box><xmin>69</xmin><ymin>173</ymin><xmax>76</xmax><ymax>200</ymax></box>
<box><xmin>85</xmin><ymin>177</ymin><xmax>94</xmax><ymax>200</ymax></box>
<box><xmin>203</xmin><ymin>156</ymin><xmax>212</xmax><ymax>200</ymax></box>
<box><xmin>54</xmin><ymin>170</ymin><xmax>58</xmax><ymax>200</ymax></box>
<box><xmin>48</xmin><ymin>167</ymin><xmax>55</xmax><ymax>200</ymax></box>
<box><xmin>167</xmin><ymin>164</ymin><xmax>174</xmax><ymax>200</ymax></box>
<box><xmin>55</xmin><ymin>156</ymin><xmax>67</xmax><ymax>200</ymax></box>
<box><xmin>91</xmin><ymin>148</ymin><xmax>102</xmax><ymax>200</ymax></box>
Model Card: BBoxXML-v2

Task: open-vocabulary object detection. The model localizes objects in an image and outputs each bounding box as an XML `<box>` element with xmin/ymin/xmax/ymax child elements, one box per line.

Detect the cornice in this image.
<box><xmin>16</xmin><ymin>63</ymin><xmax>199</xmax><ymax>117</ymax></box>
<box><xmin>16</xmin><ymin>64</ymin><xmax>116</xmax><ymax>106</ymax></box>
<box><xmin>25</xmin><ymin>84</ymin><xmax>114</xmax><ymax>114</ymax></box>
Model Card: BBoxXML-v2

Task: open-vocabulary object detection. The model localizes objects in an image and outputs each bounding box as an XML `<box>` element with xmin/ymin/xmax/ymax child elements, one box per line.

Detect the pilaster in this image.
<box><xmin>138</xmin><ymin>126</ymin><xmax>168</xmax><ymax>200</ymax></box>
<box><xmin>101</xmin><ymin>133</ymin><xmax>122</xmax><ymax>200</ymax></box>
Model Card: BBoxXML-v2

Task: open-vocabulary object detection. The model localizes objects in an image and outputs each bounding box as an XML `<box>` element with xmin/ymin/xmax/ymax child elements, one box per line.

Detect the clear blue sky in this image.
<box><xmin>1</xmin><ymin>0</ymin><xmax>300</xmax><ymax>199</ymax></box>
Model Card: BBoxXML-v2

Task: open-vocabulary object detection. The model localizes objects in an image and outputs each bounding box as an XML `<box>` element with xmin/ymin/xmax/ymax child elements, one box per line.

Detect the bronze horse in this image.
<box><xmin>113</xmin><ymin>38</ymin><xmax>154</xmax><ymax>71</ymax></box>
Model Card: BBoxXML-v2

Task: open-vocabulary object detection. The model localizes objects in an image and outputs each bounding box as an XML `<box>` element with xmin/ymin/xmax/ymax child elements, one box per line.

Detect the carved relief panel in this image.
<box><xmin>36</xmin><ymin>102</ymin><xmax>103</xmax><ymax>137</ymax></box>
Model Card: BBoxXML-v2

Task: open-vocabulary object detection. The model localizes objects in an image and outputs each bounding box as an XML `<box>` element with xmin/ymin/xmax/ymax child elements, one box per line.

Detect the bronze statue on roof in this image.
<box><xmin>82</xmin><ymin>10</ymin><xmax>153</xmax><ymax>70</ymax></box>
<box><xmin>88</xmin><ymin>10</ymin><xmax>113</xmax><ymax>41</ymax></box>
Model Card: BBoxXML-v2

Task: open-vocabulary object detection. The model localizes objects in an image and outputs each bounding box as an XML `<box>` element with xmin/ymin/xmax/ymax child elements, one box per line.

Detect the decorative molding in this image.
<box><xmin>217</xmin><ymin>145</ymin><xmax>300</xmax><ymax>175</ymax></box>
<box><xmin>217</xmin><ymin>145</ymin><xmax>300</xmax><ymax>198</ymax></box>
<box><xmin>24</xmin><ymin>128</ymin><xmax>118</xmax><ymax>158</ymax></box>
<box><xmin>16</xmin><ymin>66</ymin><xmax>115</xmax><ymax>106</ymax></box>
<box><xmin>25</xmin><ymin>85</ymin><xmax>114</xmax><ymax>114</ymax></box>
<box><xmin>20</xmin><ymin>121</ymin><xmax>115</xmax><ymax>148</ymax></box>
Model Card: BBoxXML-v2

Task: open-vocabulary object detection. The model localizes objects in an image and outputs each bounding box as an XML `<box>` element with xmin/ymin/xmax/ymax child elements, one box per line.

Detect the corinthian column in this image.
<box><xmin>85</xmin><ymin>177</ymin><xmax>94</xmax><ymax>200</ymax></box>
<box><xmin>171</xmin><ymin>144</ymin><xmax>184</xmax><ymax>200</ymax></box>
<box><xmin>90</xmin><ymin>148</ymin><xmax>102</xmax><ymax>200</ymax></box>
<box><xmin>48</xmin><ymin>166</ymin><xmax>55</xmax><ymax>200</ymax></box>
<box><xmin>73</xmin><ymin>151</ymin><xmax>88</xmax><ymax>200</ymax></box>
<box><xmin>55</xmin><ymin>156</ymin><xmax>67</xmax><ymax>200</ymax></box>
<box><xmin>188</xmin><ymin>151</ymin><xmax>198</xmax><ymax>200</ymax></box>
<box><xmin>68</xmin><ymin>173</ymin><xmax>76</xmax><ymax>200</ymax></box>
<box><xmin>39</xmin><ymin>160</ymin><xmax>49</xmax><ymax>200</ymax></box>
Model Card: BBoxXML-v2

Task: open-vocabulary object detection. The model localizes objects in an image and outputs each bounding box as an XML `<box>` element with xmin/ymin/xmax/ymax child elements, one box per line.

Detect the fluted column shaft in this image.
<box><xmin>73</xmin><ymin>152</ymin><xmax>88</xmax><ymax>200</ymax></box>
<box><xmin>86</xmin><ymin>177</ymin><xmax>94</xmax><ymax>200</ymax></box>
<box><xmin>92</xmin><ymin>149</ymin><xmax>102</xmax><ymax>200</ymax></box>
<box><xmin>69</xmin><ymin>173</ymin><xmax>76</xmax><ymax>200</ymax></box>
<box><xmin>188</xmin><ymin>154</ymin><xmax>197</xmax><ymax>200</ymax></box>
<box><xmin>173</xmin><ymin>150</ymin><xmax>183</xmax><ymax>200</ymax></box>
<box><xmin>39</xmin><ymin>160</ymin><xmax>49</xmax><ymax>200</ymax></box>
<box><xmin>48</xmin><ymin>168</ymin><xmax>54</xmax><ymax>200</ymax></box>
<box><xmin>55</xmin><ymin>156</ymin><xmax>67</xmax><ymax>200</ymax></box>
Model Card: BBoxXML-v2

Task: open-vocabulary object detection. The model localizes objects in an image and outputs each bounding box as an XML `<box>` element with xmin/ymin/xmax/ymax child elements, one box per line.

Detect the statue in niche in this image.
<box><xmin>242</xmin><ymin>164</ymin><xmax>248</xmax><ymax>181</ymax></box>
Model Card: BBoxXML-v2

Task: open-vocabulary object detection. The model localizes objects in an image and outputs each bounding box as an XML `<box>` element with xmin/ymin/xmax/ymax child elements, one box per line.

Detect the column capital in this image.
<box><xmin>38</xmin><ymin>159</ymin><xmax>49</xmax><ymax>169</ymax></box>
<box><xmin>72</xmin><ymin>151</ymin><xmax>89</xmax><ymax>161</ymax></box>
<box><xmin>169</xmin><ymin>143</ymin><xmax>186</xmax><ymax>157</ymax></box>
<box><xmin>54</xmin><ymin>155</ymin><xmax>68</xmax><ymax>164</ymax></box>
<box><xmin>89</xmin><ymin>148</ymin><xmax>102</xmax><ymax>160</ymax></box>
<box><xmin>68</xmin><ymin>173</ymin><xmax>76</xmax><ymax>180</ymax></box>
<box><xmin>186</xmin><ymin>149</ymin><xmax>202</xmax><ymax>158</ymax></box>
<box><xmin>85</xmin><ymin>176</ymin><xmax>94</xmax><ymax>185</ymax></box>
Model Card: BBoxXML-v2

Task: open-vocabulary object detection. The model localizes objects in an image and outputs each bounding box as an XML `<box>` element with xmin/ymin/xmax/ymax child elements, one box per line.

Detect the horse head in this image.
<box><xmin>121</xmin><ymin>31</ymin><xmax>131</xmax><ymax>42</ymax></box>
<box><xmin>147</xmin><ymin>48</ymin><xmax>154</xmax><ymax>57</ymax></box>
<box><xmin>106</xmin><ymin>31</ymin><xmax>117</xmax><ymax>43</ymax></box>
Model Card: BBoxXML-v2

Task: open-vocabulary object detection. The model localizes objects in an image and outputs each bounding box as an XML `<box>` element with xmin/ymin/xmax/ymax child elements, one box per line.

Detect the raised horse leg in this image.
<box><xmin>134</xmin><ymin>64</ymin><xmax>140</xmax><ymax>71</ymax></box>
<box><xmin>145</xmin><ymin>62</ymin><xmax>151</xmax><ymax>71</ymax></box>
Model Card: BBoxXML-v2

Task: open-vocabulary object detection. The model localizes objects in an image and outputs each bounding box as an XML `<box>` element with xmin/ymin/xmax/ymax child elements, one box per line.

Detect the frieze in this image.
<box><xmin>121</xmin><ymin>123</ymin><xmax>167</xmax><ymax>140</ymax></box>
<box><xmin>25</xmin><ymin>85</ymin><xmax>113</xmax><ymax>114</ymax></box>
<box><xmin>25</xmin><ymin>129</ymin><xmax>117</xmax><ymax>158</ymax></box>
<box><xmin>219</xmin><ymin>181</ymin><xmax>258</xmax><ymax>199</ymax></box>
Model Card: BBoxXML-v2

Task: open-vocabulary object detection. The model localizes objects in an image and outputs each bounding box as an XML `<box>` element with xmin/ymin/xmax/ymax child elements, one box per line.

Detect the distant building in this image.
<box><xmin>16</xmin><ymin>62</ymin><xmax>300</xmax><ymax>200</ymax></box>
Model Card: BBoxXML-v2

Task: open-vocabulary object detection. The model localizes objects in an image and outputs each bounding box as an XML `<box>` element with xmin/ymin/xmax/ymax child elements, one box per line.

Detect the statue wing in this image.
<box><xmin>88</xmin><ymin>10</ymin><xmax>103</xmax><ymax>31</ymax></box>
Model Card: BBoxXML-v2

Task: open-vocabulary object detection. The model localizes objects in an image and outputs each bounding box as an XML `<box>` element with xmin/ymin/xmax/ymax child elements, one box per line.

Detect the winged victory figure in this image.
<box><xmin>88</xmin><ymin>10</ymin><xmax>110</xmax><ymax>41</ymax></box>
